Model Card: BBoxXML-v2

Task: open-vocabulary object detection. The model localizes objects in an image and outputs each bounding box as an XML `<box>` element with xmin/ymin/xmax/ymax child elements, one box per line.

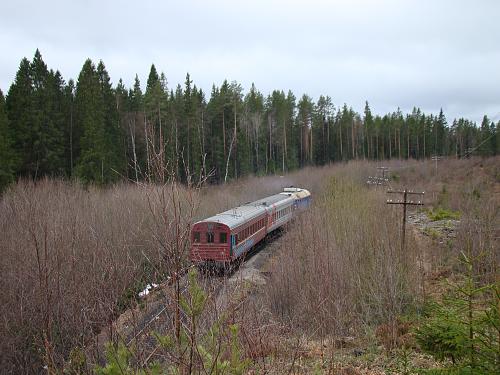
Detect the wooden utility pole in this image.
<box><xmin>377</xmin><ymin>166</ymin><xmax>389</xmax><ymax>180</ymax></box>
<box><xmin>387</xmin><ymin>189</ymin><xmax>424</xmax><ymax>251</ymax></box>
<box><xmin>367</xmin><ymin>166</ymin><xmax>389</xmax><ymax>187</ymax></box>
<box><xmin>431</xmin><ymin>155</ymin><xmax>441</xmax><ymax>175</ymax></box>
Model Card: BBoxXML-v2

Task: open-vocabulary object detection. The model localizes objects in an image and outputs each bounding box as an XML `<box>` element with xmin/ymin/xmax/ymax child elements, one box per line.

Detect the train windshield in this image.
<box><xmin>207</xmin><ymin>232</ymin><xmax>215</xmax><ymax>243</ymax></box>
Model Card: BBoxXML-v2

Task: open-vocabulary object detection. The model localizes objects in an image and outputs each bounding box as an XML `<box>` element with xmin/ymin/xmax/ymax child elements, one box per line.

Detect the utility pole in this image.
<box><xmin>367</xmin><ymin>166</ymin><xmax>389</xmax><ymax>187</ymax></box>
<box><xmin>387</xmin><ymin>189</ymin><xmax>424</xmax><ymax>251</ymax></box>
<box><xmin>377</xmin><ymin>166</ymin><xmax>389</xmax><ymax>180</ymax></box>
<box><xmin>431</xmin><ymin>155</ymin><xmax>441</xmax><ymax>175</ymax></box>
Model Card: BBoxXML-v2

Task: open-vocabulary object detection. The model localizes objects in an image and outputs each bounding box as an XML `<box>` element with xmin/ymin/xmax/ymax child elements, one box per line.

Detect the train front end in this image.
<box><xmin>190</xmin><ymin>221</ymin><xmax>232</xmax><ymax>265</ymax></box>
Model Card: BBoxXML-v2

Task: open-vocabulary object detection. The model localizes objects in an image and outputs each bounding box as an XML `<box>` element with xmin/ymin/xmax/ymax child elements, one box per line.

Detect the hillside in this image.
<box><xmin>0</xmin><ymin>157</ymin><xmax>498</xmax><ymax>374</ymax></box>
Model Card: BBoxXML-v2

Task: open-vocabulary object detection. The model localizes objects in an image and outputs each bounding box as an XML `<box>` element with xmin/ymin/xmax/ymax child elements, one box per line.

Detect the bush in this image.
<box><xmin>426</xmin><ymin>207</ymin><xmax>461</xmax><ymax>221</ymax></box>
<box><xmin>415</xmin><ymin>254</ymin><xmax>500</xmax><ymax>374</ymax></box>
<box><xmin>95</xmin><ymin>269</ymin><xmax>250</xmax><ymax>374</ymax></box>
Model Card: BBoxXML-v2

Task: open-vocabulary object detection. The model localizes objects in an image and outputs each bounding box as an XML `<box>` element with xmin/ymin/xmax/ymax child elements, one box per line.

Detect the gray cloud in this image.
<box><xmin>1</xmin><ymin>0</ymin><xmax>498</xmax><ymax>123</ymax></box>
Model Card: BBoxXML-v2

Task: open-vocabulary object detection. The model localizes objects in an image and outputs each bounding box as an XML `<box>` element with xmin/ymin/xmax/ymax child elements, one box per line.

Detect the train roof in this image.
<box><xmin>196</xmin><ymin>193</ymin><xmax>292</xmax><ymax>230</ymax></box>
<box><xmin>251</xmin><ymin>193</ymin><xmax>293</xmax><ymax>207</ymax></box>
<box><xmin>281</xmin><ymin>187</ymin><xmax>311</xmax><ymax>199</ymax></box>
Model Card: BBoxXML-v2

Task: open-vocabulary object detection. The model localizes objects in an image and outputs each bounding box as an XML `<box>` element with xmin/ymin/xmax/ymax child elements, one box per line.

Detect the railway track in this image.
<box><xmin>89</xmin><ymin>228</ymin><xmax>285</xmax><ymax>365</ymax></box>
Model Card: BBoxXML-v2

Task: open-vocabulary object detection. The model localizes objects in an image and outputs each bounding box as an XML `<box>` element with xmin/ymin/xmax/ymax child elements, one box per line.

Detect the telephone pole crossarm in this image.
<box><xmin>387</xmin><ymin>200</ymin><xmax>424</xmax><ymax>205</ymax></box>
<box><xmin>387</xmin><ymin>190</ymin><xmax>425</xmax><ymax>195</ymax></box>
<box><xmin>386</xmin><ymin>189</ymin><xmax>425</xmax><ymax>251</ymax></box>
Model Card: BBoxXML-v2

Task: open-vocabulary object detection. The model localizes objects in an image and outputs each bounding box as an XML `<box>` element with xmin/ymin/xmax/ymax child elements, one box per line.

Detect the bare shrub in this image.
<box><xmin>1</xmin><ymin>157</ymin><xmax>496</xmax><ymax>373</ymax></box>
<box><xmin>0</xmin><ymin>179</ymin><xmax>160</xmax><ymax>373</ymax></box>
<box><xmin>0</xmin><ymin>164</ymin><xmax>339</xmax><ymax>373</ymax></box>
<box><xmin>265</xmin><ymin>164</ymin><xmax>420</xmax><ymax>342</ymax></box>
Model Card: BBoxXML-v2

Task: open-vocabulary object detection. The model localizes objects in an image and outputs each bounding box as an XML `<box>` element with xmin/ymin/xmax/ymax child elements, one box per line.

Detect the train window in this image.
<box><xmin>219</xmin><ymin>232</ymin><xmax>227</xmax><ymax>243</ymax></box>
<box><xmin>207</xmin><ymin>232</ymin><xmax>214</xmax><ymax>243</ymax></box>
<box><xmin>194</xmin><ymin>232</ymin><xmax>200</xmax><ymax>242</ymax></box>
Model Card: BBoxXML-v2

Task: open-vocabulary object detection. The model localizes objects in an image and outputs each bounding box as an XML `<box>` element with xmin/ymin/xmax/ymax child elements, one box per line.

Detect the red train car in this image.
<box><xmin>190</xmin><ymin>188</ymin><xmax>310</xmax><ymax>266</ymax></box>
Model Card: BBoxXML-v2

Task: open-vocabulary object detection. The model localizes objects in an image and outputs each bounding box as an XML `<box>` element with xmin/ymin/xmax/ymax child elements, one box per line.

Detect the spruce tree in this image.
<box><xmin>63</xmin><ymin>79</ymin><xmax>76</xmax><ymax>175</ymax></box>
<box><xmin>74</xmin><ymin>59</ymin><xmax>107</xmax><ymax>183</ymax></box>
<box><xmin>6</xmin><ymin>57</ymin><xmax>33</xmax><ymax>175</ymax></box>
<box><xmin>128</xmin><ymin>75</ymin><xmax>146</xmax><ymax>180</ymax></box>
<box><xmin>97</xmin><ymin>61</ymin><xmax>125</xmax><ymax>179</ymax></box>
<box><xmin>478</xmin><ymin>115</ymin><xmax>493</xmax><ymax>157</ymax></box>
<box><xmin>144</xmin><ymin>64</ymin><xmax>169</xmax><ymax>180</ymax></box>
<box><xmin>243</xmin><ymin>83</ymin><xmax>266</xmax><ymax>174</ymax></box>
<box><xmin>0</xmin><ymin>89</ymin><xmax>14</xmax><ymax>191</ymax></box>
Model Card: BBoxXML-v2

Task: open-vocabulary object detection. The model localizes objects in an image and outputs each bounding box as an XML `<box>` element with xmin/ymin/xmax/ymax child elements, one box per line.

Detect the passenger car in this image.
<box><xmin>190</xmin><ymin>187</ymin><xmax>311</xmax><ymax>266</ymax></box>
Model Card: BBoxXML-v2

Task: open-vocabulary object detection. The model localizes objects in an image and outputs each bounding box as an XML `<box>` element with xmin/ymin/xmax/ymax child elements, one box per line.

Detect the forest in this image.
<box><xmin>0</xmin><ymin>49</ymin><xmax>498</xmax><ymax>191</ymax></box>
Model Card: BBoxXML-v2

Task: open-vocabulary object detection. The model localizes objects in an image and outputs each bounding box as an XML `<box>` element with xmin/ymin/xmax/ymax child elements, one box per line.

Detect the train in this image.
<box><xmin>190</xmin><ymin>187</ymin><xmax>311</xmax><ymax>267</ymax></box>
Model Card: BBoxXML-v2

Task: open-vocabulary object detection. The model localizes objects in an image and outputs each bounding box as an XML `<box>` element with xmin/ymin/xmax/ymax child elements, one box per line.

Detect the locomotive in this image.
<box><xmin>190</xmin><ymin>187</ymin><xmax>311</xmax><ymax>267</ymax></box>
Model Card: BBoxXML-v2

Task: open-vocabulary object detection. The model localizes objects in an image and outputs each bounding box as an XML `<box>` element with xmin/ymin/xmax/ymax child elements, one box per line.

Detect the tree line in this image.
<box><xmin>0</xmin><ymin>50</ymin><xmax>498</xmax><ymax>191</ymax></box>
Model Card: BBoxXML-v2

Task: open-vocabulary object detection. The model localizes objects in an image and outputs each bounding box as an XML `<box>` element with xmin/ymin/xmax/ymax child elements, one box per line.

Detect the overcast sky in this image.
<box><xmin>1</xmin><ymin>0</ymin><xmax>499</xmax><ymax>123</ymax></box>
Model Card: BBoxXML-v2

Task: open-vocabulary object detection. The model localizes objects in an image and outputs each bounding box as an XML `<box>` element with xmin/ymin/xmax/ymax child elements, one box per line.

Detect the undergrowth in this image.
<box><xmin>426</xmin><ymin>207</ymin><xmax>461</xmax><ymax>221</ymax></box>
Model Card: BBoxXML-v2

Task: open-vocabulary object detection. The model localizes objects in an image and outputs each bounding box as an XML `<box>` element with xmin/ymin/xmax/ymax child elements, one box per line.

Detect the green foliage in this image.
<box><xmin>5</xmin><ymin>50</ymin><xmax>67</xmax><ymax>179</ymax></box>
<box><xmin>97</xmin><ymin>268</ymin><xmax>251</xmax><ymax>374</ymax></box>
<box><xmin>391</xmin><ymin>173</ymin><xmax>400</xmax><ymax>182</ymax></box>
<box><xmin>3</xmin><ymin>49</ymin><xmax>500</xmax><ymax>186</ymax></box>
<box><xmin>426</xmin><ymin>207</ymin><xmax>461</xmax><ymax>221</ymax></box>
<box><xmin>64</xmin><ymin>347</ymin><xmax>86</xmax><ymax>374</ymax></box>
<box><xmin>423</xmin><ymin>227</ymin><xmax>442</xmax><ymax>239</ymax></box>
<box><xmin>180</xmin><ymin>268</ymin><xmax>207</xmax><ymax>317</ymax></box>
<box><xmin>415</xmin><ymin>254</ymin><xmax>500</xmax><ymax>374</ymax></box>
<box><xmin>74</xmin><ymin>59</ymin><xmax>124</xmax><ymax>184</ymax></box>
<box><xmin>0</xmin><ymin>89</ymin><xmax>14</xmax><ymax>192</ymax></box>
<box><xmin>416</xmin><ymin>300</ymin><xmax>468</xmax><ymax>363</ymax></box>
<box><xmin>95</xmin><ymin>342</ymin><xmax>162</xmax><ymax>375</ymax></box>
